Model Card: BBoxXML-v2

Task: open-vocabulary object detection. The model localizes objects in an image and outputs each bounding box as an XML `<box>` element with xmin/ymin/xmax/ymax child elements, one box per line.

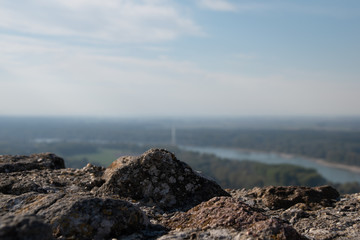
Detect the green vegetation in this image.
<box><xmin>170</xmin><ymin>148</ymin><xmax>328</xmax><ymax>188</ymax></box>
<box><xmin>2</xmin><ymin>117</ymin><xmax>360</xmax><ymax>194</ymax></box>
<box><xmin>66</xmin><ymin>147</ymin><xmax>148</xmax><ymax>168</ymax></box>
<box><xmin>177</xmin><ymin>129</ymin><xmax>360</xmax><ymax>167</ymax></box>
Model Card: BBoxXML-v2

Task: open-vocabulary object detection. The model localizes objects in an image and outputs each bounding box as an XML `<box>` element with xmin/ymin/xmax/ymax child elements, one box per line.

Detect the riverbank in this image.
<box><xmin>233</xmin><ymin>148</ymin><xmax>360</xmax><ymax>174</ymax></box>
<box><xmin>181</xmin><ymin>145</ymin><xmax>360</xmax><ymax>184</ymax></box>
<box><xmin>267</xmin><ymin>150</ymin><xmax>360</xmax><ymax>174</ymax></box>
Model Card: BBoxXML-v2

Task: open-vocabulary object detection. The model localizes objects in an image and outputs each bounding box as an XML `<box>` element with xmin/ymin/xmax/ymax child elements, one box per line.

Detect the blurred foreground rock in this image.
<box><xmin>0</xmin><ymin>149</ymin><xmax>359</xmax><ymax>239</ymax></box>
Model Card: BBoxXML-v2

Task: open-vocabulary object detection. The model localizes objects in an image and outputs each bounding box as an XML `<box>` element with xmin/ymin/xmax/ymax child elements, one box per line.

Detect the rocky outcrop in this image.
<box><xmin>1</xmin><ymin>149</ymin><xmax>360</xmax><ymax>239</ymax></box>
<box><xmin>98</xmin><ymin>149</ymin><xmax>230</xmax><ymax>210</ymax></box>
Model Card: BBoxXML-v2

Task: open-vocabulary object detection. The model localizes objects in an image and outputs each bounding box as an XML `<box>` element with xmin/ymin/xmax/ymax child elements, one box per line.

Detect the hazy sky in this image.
<box><xmin>1</xmin><ymin>0</ymin><xmax>359</xmax><ymax>117</ymax></box>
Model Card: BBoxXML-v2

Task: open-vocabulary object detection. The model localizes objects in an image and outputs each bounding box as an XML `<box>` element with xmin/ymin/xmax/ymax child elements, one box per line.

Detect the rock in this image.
<box><xmin>2</xmin><ymin>150</ymin><xmax>360</xmax><ymax>239</ymax></box>
<box><xmin>165</xmin><ymin>196</ymin><xmax>305</xmax><ymax>240</ymax></box>
<box><xmin>0</xmin><ymin>164</ymin><xmax>105</xmax><ymax>195</ymax></box>
<box><xmin>247</xmin><ymin>185</ymin><xmax>339</xmax><ymax>209</ymax></box>
<box><xmin>98</xmin><ymin>148</ymin><xmax>230</xmax><ymax>210</ymax></box>
<box><xmin>0</xmin><ymin>215</ymin><xmax>53</xmax><ymax>240</ymax></box>
<box><xmin>158</xmin><ymin>228</ymin><xmax>239</xmax><ymax>240</ymax></box>
<box><xmin>0</xmin><ymin>153</ymin><xmax>65</xmax><ymax>173</ymax></box>
<box><xmin>228</xmin><ymin>187</ymin><xmax>360</xmax><ymax>240</ymax></box>
<box><xmin>290</xmin><ymin>193</ymin><xmax>360</xmax><ymax>240</ymax></box>
<box><xmin>0</xmin><ymin>192</ymin><xmax>149</xmax><ymax>240</ymax></box>
<box><xmin>37</xmin><ymin>195</ymin><xmax>149</xmax><ymax>240</ymax></box>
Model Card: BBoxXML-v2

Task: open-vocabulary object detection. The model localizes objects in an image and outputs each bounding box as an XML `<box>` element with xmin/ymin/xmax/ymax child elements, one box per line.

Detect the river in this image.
<box><xmin>181</xmin><ymin>146</ymin><xmax>360</xmax><ymax>184</ymax></box>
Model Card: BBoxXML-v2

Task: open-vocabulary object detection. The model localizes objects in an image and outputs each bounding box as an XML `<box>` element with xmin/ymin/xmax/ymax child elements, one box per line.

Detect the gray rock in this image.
<box><xmin>0</xmin><ymin>192</ymin><xmax>149</xmax><ymax>240</ymax></box>
<box><xmin>0</xmin><ymin>164</ymin><xmax>105</xmax><ymax>195</ymax></box>
<box><xmin>0</xmin><ymin>153</ymin><xmax>65</xmax><ymax>173</ymax></box>
<box><xmin>37</xmin><ymin>194</ymin><xmax>149</xmax><ymax>240</ymax></box>
<box><xmin>98</xmin><ymin>148</ymin><xmax>230</xmax><ymax>210</ymax></box>
<box><xmin>0</xmin><ymin>214</ymin><xmax>53</xmax><ymax>240</ymax></box>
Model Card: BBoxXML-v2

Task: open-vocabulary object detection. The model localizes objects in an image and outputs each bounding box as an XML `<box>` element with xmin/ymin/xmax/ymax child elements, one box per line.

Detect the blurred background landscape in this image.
<box><xmin>1</xmin><ymin>116</ymin><xmax>360</xmax><ymax>194</ymax></box>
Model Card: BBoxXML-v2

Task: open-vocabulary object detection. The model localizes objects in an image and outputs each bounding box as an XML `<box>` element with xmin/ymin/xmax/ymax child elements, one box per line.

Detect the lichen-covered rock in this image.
<box><xmin>35</xmin><ymin>195</ymin><xmax>149</xmax><ymax>240</ymax></box>
<box><xmin>0</xmin><ymin>192</ymin><xmax>149</xmax><ymax>239</ymax></box>
<box><xmin>2</xmin><ymin>151</ymin><xmax>360</xmax><ymax>240</ymax></box>
<box><xmin>165</xmin><ymin>196</ymin><xmax>305</xmax><ymax>239</ymax></box>
<box><xmin>247</xmin><ymin>185</ymin><xmax>339</xmax><ymax>209</ymax></box>
<box><xmin>0</xmin><ymin>153</ymin><xmax>65</xmax><ymax>173</ymax></box>
<box><xmin>0</xmin><ymin>215</ymin><xmax>53</xmax><ymax>240</ymax></box>
<box><xmin>98</xmin><ymin>148</ymin><xmax>230</xmax><ymax>210</ymax></box>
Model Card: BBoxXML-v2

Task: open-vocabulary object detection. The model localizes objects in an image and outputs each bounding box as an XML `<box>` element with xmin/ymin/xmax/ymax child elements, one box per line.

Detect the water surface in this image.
<box><xmin>181</xmin><ymin>146</ymin><xmax>360</xmax><ymax>184</ymax></box>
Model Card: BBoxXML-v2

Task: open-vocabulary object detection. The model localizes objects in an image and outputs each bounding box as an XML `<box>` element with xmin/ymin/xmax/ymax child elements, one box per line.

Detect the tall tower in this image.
<box><xmin>171</xmin><ymin>125</ymin><xmax>176</xmax><ymax>146</ymax></box>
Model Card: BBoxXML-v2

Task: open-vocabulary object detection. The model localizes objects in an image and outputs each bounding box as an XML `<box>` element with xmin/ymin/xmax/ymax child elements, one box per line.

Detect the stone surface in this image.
<box><xmin>0</xmin><ymin>192</ymin><xmax>149</xmax><ymax>240</ymax></box>
<box><xmin>246</xmin><ymin>185</ymin><xmax>339</xmax><ymax>209</ymax></box>
<box><xmin>38</xmin><ymin>195</ymin><xmax>149</xmax><ymax>240</ymax></box>
<box><xmin>1</xmin><ymin>150</ymin><xmax>360</xmax><ymax>239</ymax></box>
<box><xmin>0</xmin><ymin>214</ymin><xmax>53</xmax><ymax>240</ymax></box>
<box><xmin>98</xmin><ymin>148</ymin><xmax>230</xmax><ymax>210</ymax></box>
<box><xmin>0</xmin><ymin>163</ymin><xmax>105</xmax><ymax>195</ymax></box>
<box><xmin>229</xmin><ymin>188</ymin><xmax>360</xmax><ymax>240</ymax></box>
<box><xmin>0</xmin><ymin>153</ymin><xmax>65</xmax><ymax>173</ymax></box>
<box><xmin>165</xmin><ymin>196</ymin><xmax>304</xmax><ymax>240</ymax></box>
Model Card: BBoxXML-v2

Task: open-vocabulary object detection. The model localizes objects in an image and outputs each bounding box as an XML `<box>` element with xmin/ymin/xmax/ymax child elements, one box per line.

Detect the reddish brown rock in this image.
<box><xmin>247</xmin><ymin>185</ymin><xmax>340</xmax><ymax>209</ymax></box>
<box><xmin>166</xmin><ymin>196</ymin><xmax>305</xmax><ymax>239</ymax></box>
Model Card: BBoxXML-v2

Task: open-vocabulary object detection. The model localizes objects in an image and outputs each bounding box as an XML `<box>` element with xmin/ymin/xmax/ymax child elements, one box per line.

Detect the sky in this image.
<box><xmin>1</xmin><ymin>0</ymin><xmax>359</xmax><ymax>118</ymax></box>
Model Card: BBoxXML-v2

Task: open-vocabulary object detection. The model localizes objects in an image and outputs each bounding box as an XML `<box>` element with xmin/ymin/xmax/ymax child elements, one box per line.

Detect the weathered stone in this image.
<box><xmin>247</xmin><ymin>185</ymin><xmax>339</xmax><ymax>209</ymax></box>
<box><xmin>36</xmin><ymin>194</ymin><xmax>149</xmax><ymax>240</ymax></box>
<box><xmin>165</xmin><ymin>196</ymin><xmax>305</xmax><ymax>239</ymax></box>
<box><xmin>2</xmin><ymin>151</ymin><xmax>360</xmax><ymax>240</ymax></box>
<box><xmin>0</xmin><ymin>192</ymin><xmax>65</xmax><ymax>217</ymax></box>
<box><xmin>0</xmin><ymin>214</ymin><xmax>53</xmax><ymax>240</ymax></box>
<box><xmin>0</xmin><ymin>153</ymin><xmax>65</xmax><ymax>173</ymax></box>
<box><xmin>98</xmin><ymin>149</ymin><xmax>230</xmax><ymax>210</ymax></box>
<box><xmin>0</xmin><ymin>164</ymin><xmax>105</xmax><ymax>195</ymax></box>
<box><xmin>0</xmin><ymin>192</ymin><xmax>149</xmax><ymax>239</ymax></box>
<box><xmin>157</xmin><ymin>228</ymin><xmax>239</xmax><ymax>240</ymax></box>
<box><xmin>228</xmin><ymin>188</ymin><xmax>360</xmax><ymax>240</ymax></box>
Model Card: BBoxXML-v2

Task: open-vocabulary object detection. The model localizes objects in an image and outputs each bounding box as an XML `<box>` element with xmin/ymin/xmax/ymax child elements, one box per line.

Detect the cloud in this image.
<box><xmin>0</xmin><ymin>0</ymin><xmax>202</xmax><ymax>43</ymax></box>
<box><xmin>198</xmin><ymin>0</ymin><xmax>237</xmax><ymax>12</ymax></box>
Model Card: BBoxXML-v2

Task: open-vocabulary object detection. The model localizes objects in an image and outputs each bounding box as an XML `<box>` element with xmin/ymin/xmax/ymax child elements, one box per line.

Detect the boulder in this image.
<box><xmin>0</xmin><ymin>215</ymin><xmax>53</xmax><ymax>240</ymax></box>
<box><xmin>98</xmin><ymin>148</ymin><xmax>230</xmax><ymax>210</ymax></box>
<box><xmin>0</xmin><ymin>192</ymin><xmax>149</xmax><ymax>240</ymax></box>
<box><xmin>37</xmin><ymin>195</ymin><xmax>149</xmax><ymax>240</ymax></box>
<box><xmin>0</xmin><ymin>153</ymin><xmax>65</xmax><ymax>173</ymax></box>
<box><xmin>247</xmin><ymin>185</ymin><xmax>340</xmax><ymax>209</ymax></box>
